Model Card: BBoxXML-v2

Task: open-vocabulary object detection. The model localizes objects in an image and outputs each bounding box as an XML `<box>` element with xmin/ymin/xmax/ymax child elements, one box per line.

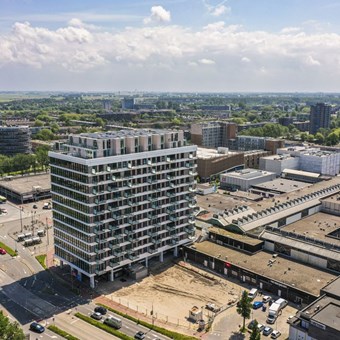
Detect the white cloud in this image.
<box><xmin>203</xmin><ymin>0</ymin><xmax>231</xmax><ymax>17</ymax></box>
<box><xmin>305</xmin><ymin>55</ymin><xmax>321</xmax><ymax>66</ymax></box>
<box><xmin>1</xmin><ymin>18</ymin><xmax>340</xmax><ymax>91</ymax></box>
<box><xmin>199</xmin><ymin>58</ymin><xmax>215</xmax><ymax>65</ymax></box>
<box><xmin>280</xmin><ymin>27</ymin><xmax>301</xmax><ymax>34</ymax></box>
<box><xmin>144</xmin><ymin>6</ymin><xmax>171</xmax><ymax>24</ymax></box>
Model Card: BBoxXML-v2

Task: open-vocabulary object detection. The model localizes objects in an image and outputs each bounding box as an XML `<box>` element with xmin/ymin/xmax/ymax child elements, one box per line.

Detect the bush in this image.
<box><xmin>75</xmin><ymin>313</ymin><xmax>132</xmax><ymax>340</ymax></box>
<box><xmin>96</xmin><ymin>303</ymin><xmax>198</xmax><ymax>340</ymax></box>
<box><xmin>0</xmin><ymin>241</ymin><xmax>17</xmax><ymax>257</ymax></box>
<box><xmin>47</xmin><ymin>325</ymin><xmax>79</xmax><ymax>340</ymax></box>
<box><xmin>35</xmin><ymin>254</ymin><xmax>47</xmax><ymax>269</ymax></box>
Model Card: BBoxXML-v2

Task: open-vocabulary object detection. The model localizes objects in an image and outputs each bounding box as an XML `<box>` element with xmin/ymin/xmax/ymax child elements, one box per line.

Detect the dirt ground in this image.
<box><xmin>106</xmin><ymin>261</ymin><xmax>241</xmax><ymax>327</ymax></box>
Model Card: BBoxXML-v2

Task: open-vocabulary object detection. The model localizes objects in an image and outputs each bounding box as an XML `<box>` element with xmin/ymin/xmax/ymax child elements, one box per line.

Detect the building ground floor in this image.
<box><xmin>55</xmin><ymin>245</ymin><xmax>181</xmax><ymax>288</ymax></box>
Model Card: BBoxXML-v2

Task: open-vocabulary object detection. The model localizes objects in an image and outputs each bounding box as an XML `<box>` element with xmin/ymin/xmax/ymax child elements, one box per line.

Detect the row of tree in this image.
<box><xmin>0</xmin><ymin>146</ymin><xmax>50</xmax><ymax>176</ymax></box>
<box><xmin>0</xmin><ymin>311</ymin><xmax>25</xmax><ymax>339</ymax></box>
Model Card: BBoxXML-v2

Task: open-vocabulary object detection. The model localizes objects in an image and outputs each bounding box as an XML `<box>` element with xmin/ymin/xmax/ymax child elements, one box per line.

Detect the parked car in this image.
<box><xmin>33</xmin><ymin>204</ymin><xmax>38</xmax><ymax>209</ymax></box>
<box><xmin>91</xmin><ymin>312</ymin><xmax>103</xmax><ymax>320</ymax></box>
<box><xmin>257</xmin><ymin>324</ymin><xmax>265</xmax><ymax>332</ymax></box>
<box><xmin>0</xmin><ymin>248</ymin><xmax>7</xmax><ymax>255</ymax></box>
<box><xmin>263</xmin><ymin>326</ymin><xmax>273</xmax><ymax>336</ymax></box>
<box><xmin>247</xmin><ymin>320</ymin><xmax>257</xmax><ymax>330</ymax></box>
<box><xmin>253</xmin><ymin>301</ymin><xmax>264</xmax><ymax>309</ymax></box>
<box><xmin>271</xmin><ymin>330</ymin><xmax>281</xmax><ymax>339</ymax></box>
<box><xmin>94</xmin><ymin>306</ymin><xmax>107</xmax><ymax>315</ymax></box>
<box><xmin>134</xmin><ymin>331</ymin><xmax>146</xmax><ymax>340</ymax></box>
<box><xmin>263</xmin><ymin>295</ymin><xmax>272</xmax><ymax>303</ymax></box>
<box><xmin>30</xmin><ymin>322</ymin><xmax>45</xmax><ymax>333</ymax></box>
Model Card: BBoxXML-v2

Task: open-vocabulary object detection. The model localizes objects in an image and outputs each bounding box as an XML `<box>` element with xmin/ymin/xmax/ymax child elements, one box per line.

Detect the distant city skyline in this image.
<box><xmin>0</xmin><ymin>0</ymin><xmax>340</xmax><ymax>92</ymax></box>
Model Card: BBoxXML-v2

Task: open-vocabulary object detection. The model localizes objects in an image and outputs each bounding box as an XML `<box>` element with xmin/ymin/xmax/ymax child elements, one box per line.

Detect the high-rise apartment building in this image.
<box><xmin>309</xmin><ymin>103</ymin><xmax>331</xmax><ymax>135</ymax></box>
<box><xmin>49</xmin><ymin>130</ymin><xmax>197</xmax><ymax>287</ymax></box>
<box><xmin>190</xmin><ymin>122</ymin><xmax>237</xmax><ymax>148</ymax></box>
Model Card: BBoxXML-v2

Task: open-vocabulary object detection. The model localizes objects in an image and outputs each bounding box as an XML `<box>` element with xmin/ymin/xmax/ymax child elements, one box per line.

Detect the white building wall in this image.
<box><xmin>286</xmin><ymin>213</ymin><xmax>302</xmax><ymax>225</ymax></box>
<box><xmin>264</xmin><ymin>241</ymin><xmax>275</xmax><ymax>252</ymax></box>
<box><xmin>259</xmin><ymin>157</ymin><xmax>299</xmax><ymax>176</ymax></box>
<box><xmin>290</xmin><ymin>249</ymin><xmax>328</xmax><ymax>269</ymax></box>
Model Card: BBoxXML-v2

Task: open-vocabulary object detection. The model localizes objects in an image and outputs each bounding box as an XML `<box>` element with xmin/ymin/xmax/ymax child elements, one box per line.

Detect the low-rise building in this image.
<box><xmin>259</xmin><ymin>154</ymin><xmax>300</xmax><ymax>176</ymax></box>
<box><xmin>220</xmin><ymin>168</ymin><xmax>276</xmax><ymax>191</ymax></box>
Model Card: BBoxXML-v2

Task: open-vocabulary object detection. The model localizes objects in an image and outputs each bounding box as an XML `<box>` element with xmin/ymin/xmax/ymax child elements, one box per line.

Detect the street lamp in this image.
<box><xmin>19</xmin><ymin>206</ymin><xmax>23</xmax><ymax>233</ymax></box>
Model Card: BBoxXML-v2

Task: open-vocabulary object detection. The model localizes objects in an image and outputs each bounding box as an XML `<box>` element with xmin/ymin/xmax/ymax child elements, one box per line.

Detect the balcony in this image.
<box><xmin>110</xmin><ymin>259</ymin><xmax>121</xmax><ymax>268</ymax></box>
<box><xmin>189</xmin><ymin>186</ymin><xmax>196</xmax><ymax>193</ymax></box>
<box><xmin>166</xmin><ymin>224</ymin><xmax>176</xmax><ymax>231</ymax></box>
<box><xmin>127</xmin><ymin>252</ymin><xmax>138</xmax><ymax>261</ymax></box>
<box><xmin>109</xmin><ymin>242</ymin><xmax>120</xmax><ymax>250</ymax></box>
<box><xmin>96</xmin><ymin>238</ymin><xmax>107</xmax><ymax>244</ymax></box>
<box><xmin>109</xmin><ymin>224</ymin><xmax>119</xmax><ymax>231</ymax></box>
<box><xmin>185</xmin><ymin>226</ymin><xmax>195</xmax><ymax>236</ymax></box>
<box><xmin>151</xmin><ymin>238</ymin><xmax>161</xmax><ymax>246</ymax></box>
<box><xmin>169</xmin><ymin>216</ymin><xmax>178</xmax><ymax>222</ymax></box>
<box><xmin>114</xmin><ymin>250</ymin><xmax>124</xmax><ymax>257</ymax></box>
<box><xmin>148</xmin><ymin>247</ymin><xmax>158</xmax><ymax>254</ymax></box>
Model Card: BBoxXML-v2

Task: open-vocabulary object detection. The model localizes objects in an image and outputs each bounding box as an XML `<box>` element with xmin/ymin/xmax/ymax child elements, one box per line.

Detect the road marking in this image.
<box><xmin>31</xmin><ymin>275</ymin><xmax>36</xmax><ymax>288</ymax></box>
<box><xmin>70</xmin><ymin>319</ymin><xmax>79</xmax><ymax>324</ymax></box>
<box><xmin>23</xmin><ymin>280</ymin><xmax>27</xmax><ymax>287</ymax></box>
<box><xmin>23</xmin><ymin>270</ymin><xmax>27</xmax><ymax>274</ymax></box>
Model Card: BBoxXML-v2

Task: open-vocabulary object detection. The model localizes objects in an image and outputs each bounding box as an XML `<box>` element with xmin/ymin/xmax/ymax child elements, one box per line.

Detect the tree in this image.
<box><xmin>249</xmin><ymin>320</ymin><xmax>261</xmax><ymax>340</ymax></box>
<box><xmin>315</xmin><ymin>132</ymin><xmax>325</xmax><ymax>144</ymax></box>
<box><xmin>237</xmin><ymin>290</ymin><xmax>252</xmax><ymax>331</ymax></box>
<box><xmin>36</xmin><ymin>145</ymin><xmax>51</xmax><ymax>172</ymax></box>
<box><xmin>0</xmin><ymin>311</ymin><xmax>25</xmax><ymax>339</ymax></box>
<box><xmin>35</xmin><ymin>129</ymin><xmax>55</xmax><ymax>141</ymax></box>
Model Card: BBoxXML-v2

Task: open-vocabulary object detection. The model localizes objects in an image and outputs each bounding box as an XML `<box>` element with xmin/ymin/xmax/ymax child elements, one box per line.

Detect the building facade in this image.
<box><xmin>309</xmin><ymin>103</ymin><xmax>331</xmax><ymax>134</ymax></box>
<box><xmin>49</xmin><ymin>130</ymin><xmax>197</xmax><ymax>287</ymax></box>
<box><xmin>190</xmin><ymin>122</ymin><xmax>237</xmax><ymax>148</ymax></box>
<box><xmin>0</xmin><ymin>126</ymin><xmax>31</xmax><ymax>156</ymax></box>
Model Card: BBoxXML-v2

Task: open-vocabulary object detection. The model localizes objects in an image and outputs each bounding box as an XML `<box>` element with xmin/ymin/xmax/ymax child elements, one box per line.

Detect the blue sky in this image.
<box><xmin>0</xmin><ymin>0</ymin><xmax>340</xmax><ymax>92</ymax></box>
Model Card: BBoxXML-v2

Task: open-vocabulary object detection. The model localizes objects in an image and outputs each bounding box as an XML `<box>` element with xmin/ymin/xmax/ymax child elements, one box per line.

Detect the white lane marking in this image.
<box><xmin>71</xmin><ymin>319</ymin><xmax>79</xmax><ymax>324</ymax></box>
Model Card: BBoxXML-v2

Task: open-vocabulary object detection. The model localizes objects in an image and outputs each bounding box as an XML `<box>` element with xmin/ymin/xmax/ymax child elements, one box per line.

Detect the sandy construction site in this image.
<box><xmin>106</xmin><ymin>261</ymin><xmax>241</xmax><ymax>327</ymax></box>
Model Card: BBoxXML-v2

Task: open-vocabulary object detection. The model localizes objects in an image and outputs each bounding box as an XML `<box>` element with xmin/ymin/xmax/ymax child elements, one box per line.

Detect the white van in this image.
<box><xmin>104</xmin><ymin>316</ymin><xmax>122</xmax><ymax>329</ymax></box>
<box><xmin>248</xmin><ymin>288</ymin><xmax>258</xmax><ymax>300</ymax></box>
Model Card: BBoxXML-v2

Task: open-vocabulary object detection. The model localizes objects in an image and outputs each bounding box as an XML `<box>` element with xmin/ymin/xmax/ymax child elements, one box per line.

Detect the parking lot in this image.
<box><xmin>210</xmin><ymin>293</ymin><xmax>297</xmax><ymax>339</ymax></box>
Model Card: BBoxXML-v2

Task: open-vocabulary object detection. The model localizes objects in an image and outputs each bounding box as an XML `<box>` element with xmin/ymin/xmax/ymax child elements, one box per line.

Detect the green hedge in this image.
<box><xmin>96</xmin><ymin>303</ymin><xmax>198</xmax><ymax>340</ymax></box>
<box><xmin>35</xmin><ymin>254</ymin><xmax>47</xmax><ymax>269</ymax></box>
<box><xmin>75</xmin><ymin>313</ymin><xmax>133</xmax><ymax>340</ymax></box>
<box><xmin>47</xmin><ymin>325</ymin><xmax>79</xmax><ymax>340</ymax></box>
<box><xmin>0</xmin><ymin>241</ymin><xmax>17</xmax><ymax>257</ymax></box>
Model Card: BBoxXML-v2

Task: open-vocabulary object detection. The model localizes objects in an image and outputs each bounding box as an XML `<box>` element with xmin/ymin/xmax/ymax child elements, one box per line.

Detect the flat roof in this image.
<box><xmin>313</xmin><ymin>302</ymin><xmax>340</xmax><ymax>331</ymax></box>
<box><xmin>209</xmin><ymin>227</ymin><xmax>263</xmax><ymax>246</ymax></box>
<box><xmin>261</xmin><ymin>231</ymin><xmax>340</xmax><ymax>262</ymax></box>
<box><xmin>321</xmin><ymin>193</ymin><xmax>340</xmax><ymax>204</ymax></box>
<box><xmin>0</xmin><ymin>174</ymin><xmax>51</xmax><ymax>195</ymax></box>
<box><xmin>221</xmin><ymin>168</ymin><xmax>275</xmax><ymax>180</ymax></box>
<box><xmin>283</xmin><ymin>169</ymin><xmax>320</xmax><ymax>178</ymax></box>
<box><xmin>197</xmin><ymin>147</ymin><xmax>239</xmax><ymax>159</ymax></box>
<box><xmin>251</xmin><ymin>178</ymin><xmax>309</xmax><ymax>193</ymax></box>
<box><xmin>281</xmin><ymin>212</ymin><xmax>340</xmax><ymax>246</ymax></box>
<box><xmin>192</xmin><ymin>241</ymin><xmax>336</xmax><ymax>296</ymax></box>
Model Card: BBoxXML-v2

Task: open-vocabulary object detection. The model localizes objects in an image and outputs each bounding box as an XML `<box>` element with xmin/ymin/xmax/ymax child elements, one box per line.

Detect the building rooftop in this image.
<box><xmin>321</xmin><ymin>192</ymin><xmax>340</xmax><ymax>204</ymax></box>
<box><xmin>251</xmin><ymin>178</ymin><xmax>310</xmax><ymax>193</ymax></box>
<box><xmin>221</xmin><ymin>168</ymin><xmax>275</xmax><ymax>180</ymax></box>
<box><xmin>208</xmin><ymin>226</ymin><xmax>263</xmax><ymax>246</ymax></box>
<box><xmin>197</xmin><ymin>147</ymin><xmax>238</xmax><ymax>159</ymax></box>
<box><xmin>192</xmin><ymin>241</ymin><xmax>336</xmax><ymax>296</ymax></box>
<box><xmin>282</xmin><ymin>168</ymin><xmax>321</xmax><ymax>178</ymax></box>
<box><xmin>312</xmin><ymin>302</ymin><xmax>340</xmax><ymax>331</ymax></box>
<box><xmin>281</xmin><ymin>212</ymin><xmax>340</xmax><ymax>246</ymax></box>
<box><xmin>261</xmin><ymin>154</ymin><xmax>296</xmax><ymax>161</ymax></box>
<box><xmin>76</xmin><ymin>129</ymin><xmax>178</xmax><ymax>140</ymax></box>
<box><xmin>0</xmin><ymin>174</ymin><xmax>51</xmax><ymax>195</ymax></box>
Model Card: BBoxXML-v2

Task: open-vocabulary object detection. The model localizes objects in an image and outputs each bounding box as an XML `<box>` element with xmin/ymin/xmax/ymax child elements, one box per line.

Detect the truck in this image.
<box><xmin>266</xmin><ymin>298</ymin><xmax>288</xmax><ymax>324</ymax></box>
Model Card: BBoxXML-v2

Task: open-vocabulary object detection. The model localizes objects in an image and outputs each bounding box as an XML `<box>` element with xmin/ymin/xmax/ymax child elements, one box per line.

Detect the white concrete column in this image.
<box><xmin>145</xmin><ymin>257</ymin><xmax>149</xmax><ymax>268</ymax></box>
<box><xmin>109</xmin><ymin>270</ymin><xmax>114</xmax><ymax>282</ymax></box>
<box><xmin>90</xmin><ymin>276</ymin><xmax>95</xmax><ymax>289</ymax></box>
<box><xmin>159</xmin><ymin>251</ymin><xmax>164</xmax><ymax>262</ymax></box>
<box><xmin>173</xmin><ymin>246</ymin><xmax>178</xmax><ymax>257</ymax></box>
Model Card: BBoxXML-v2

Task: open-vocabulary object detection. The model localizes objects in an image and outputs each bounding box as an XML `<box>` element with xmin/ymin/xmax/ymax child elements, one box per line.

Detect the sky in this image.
<box><xmin>0</xmin><ymin>0</ymin><xmax>340</xmax><ymax>92</ymax></box>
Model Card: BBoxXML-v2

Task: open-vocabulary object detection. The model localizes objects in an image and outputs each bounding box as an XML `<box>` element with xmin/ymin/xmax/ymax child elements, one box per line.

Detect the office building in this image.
<box><xmin>259</xmin><ymin>154</ymin><xmax>300</xmax><ymax>176</ymax></box>
<box><xmin>0</xmin><ymin>126</ymin><xmax>31</xmax><ymax>156</ymax></box>
<box><xmin>122</xmin><ymin>97</ymin><xmax>135</xmax><ymax>110</ymax></box>
<box><xmin>309</xmin><ymin>103</ymin><xmax>331</xmax><ymax>134</ymax></box>
<box><xmin>49</xmin><ymin>129</ymin><xmax>197</xmax><ymax>288</ymax></box>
